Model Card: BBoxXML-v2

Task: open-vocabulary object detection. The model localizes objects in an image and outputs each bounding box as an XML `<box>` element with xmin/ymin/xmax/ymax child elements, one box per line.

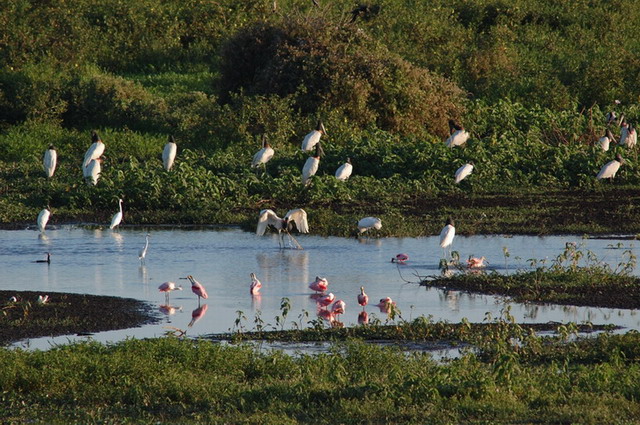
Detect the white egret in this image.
<box><xmin>335</xmin><ymin>157</ymin><xmax>353</xmax><ymax>181</ymax></box>
<box><xmin>83</xmin><ymin>131</ymin><xmax>105</xmax><ymax>168</ymax></box>
<box><xmin>110</xmin><ymin>199</ymin><xmax>124</xmax><ymax>229</ymax></box>
<box><xmin>83</xmin><ymin>158</ymin><xmax>102</xmax><ymax>185</ymax></box>
<box><xmin>256</xmin><ymin>208</ymin><xmax>309</xmax><ymax>249</ymax></box>
<box><xmin>43</xmin><ymin>145</ymin><xmax>57</xmax><ymax>178</ymax></box>
<box><xmin>138</xmin><ymin>234</ymin><xmax>150</xmax><ymax>263</ymax></box>
<box><xmin>302</xmin><ymin>143</ymin><xmax>323</xmax><ymax>186</ymax></box>
<box><xmin>357</xmin><ymin>217</ymin><xmax>382</xmax><ymax>234</ymax></box>
<box><xmin>596</xmin><ymin>154</ymin><xmax>625</xmax><ymax>180</ymax></box>
<box><xmin>598</xmin><ymin>129</ymin><xmax>616</xmax><ymax>151</ymax></box>
<box><xmin>439</xmin><ymin>217</ymin><xmax>456</xmax><ymax>258</ymax></box>
<box><xmin>454</xmin><ymin>162</ymin><xmax>474</xmax><ymax>184</ymax></box>
<box><xmin>37</xmin><ymin>208</ymin><xmax>51</xmax><ymax>233</ymax></box>
<box><xmin>251</xmin><ymin>134</ymin><xmax>275</xmax><ymax>169</ymax></box>
<box><xmin>445</xmin><ymin>120</ymin><xmax>469</xmax><ymax>148</ymax></box>
<box><xmin>163</xmin><ymin>135</ymin><xmax>177</xmax><ymax>171</ymax></box>
<box><xmin>301</xmin><ymin>120</ymin><xmax>327</xmax><ymax>151</ymax></box>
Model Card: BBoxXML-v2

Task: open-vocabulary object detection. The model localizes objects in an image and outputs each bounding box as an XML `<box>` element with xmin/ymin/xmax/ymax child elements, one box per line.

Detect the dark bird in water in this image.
<box><xmin>34</xmin><ymin>252</ymin><xmax>51</xmax><ymax>264</ymax></box>
<box><xmin>350</xmin><ymin>4</ymin><xmax>381</xmax><ymax>23</ymax></box>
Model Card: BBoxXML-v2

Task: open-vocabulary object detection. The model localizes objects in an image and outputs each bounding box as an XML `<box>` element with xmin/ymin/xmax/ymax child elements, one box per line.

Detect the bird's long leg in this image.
<box><xmin>278</xmin><ymin>231</ymin><xmax>284</xmax><ymax>249</ymax></box>
<box><xmin>286</xmin><ymin>230</ymin><xmax>303</xmax><ymax>250</ymax></box>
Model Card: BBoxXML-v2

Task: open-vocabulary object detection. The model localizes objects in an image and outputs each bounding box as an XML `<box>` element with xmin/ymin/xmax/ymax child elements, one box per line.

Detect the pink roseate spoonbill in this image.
<box><xmin>467</xmin><ymin>256</ymin><xmax>488</xmax><ymax>269</ymax></box>
<box><xmin>357</xmin><ymin>286</ymin><xmax>368</xmax><ymax>309</ymax></box>
<box><xmin>335</xmin><ymin>158</ymin><xmax>353</xmax><ymax>181</ymax></box>
<box><xmin>358</xmin><ymin>310</ymin><xmax>369</xmax><ymax>325</ymax></box>
<box><xmin>158</xmin><ymin>281</ymin><xmax>183</xmax><ymax>303</ymax></box>
<box><xmin>250</xmin><ymin>272</ymin><xmax>262</xmax><ymax>295</ymax></box>
<box><xmin>391</xmin><ymin>253</ymin><xmax>409</xmax><ymax>263</ymax></box>
<box><xmin>599</xmin><ymin>129</ymin><xmax>616</xmax><ymax>151</ymax></box>
<box><xmin>317</xmin><ymin>292</ymin><xmax>335</xmax><ymax>308</ymax></box>
<box><xmin>163</xmin><ymin>135</ymin><xmax>177</xmax><ymax>171</ymax></box>
<box><xmin>596</xmin><ymin>154</ymin><xmax>625</xmax><ymax>180</ymax></box>
<box><xmin>331</xmin><ymin>300</ymin><xmax>346</xmax><ymax>317</ymax></box>
<box><xmin>189</xmin><ymin>304</ymin><xmax>208</xmax><ymax>328</ymax></box>
<box><xmin>318</xmin><ymin>309</ymin><xmax>334</xmax><ymax>322</ymax></box>
<box><xmin>454</xmin><ymin>162</ymin><xmax>474</xmax><ymax>184</ymax></box>
<box><xmin>302</xmin><ymin>142</ymin><xmax>324</xmax><ymax>186</ymax></box>
<box><xmin>83</xmin><ymin>131</ymin><xmax>105</xmax><ymax>168</ymax></box>
<box><xmin>445</xmin><ymin>119</ymin><xmax>469</xmax><ymax>148</ymax></box>
<box><xmin>37</xmin><ymin>208</ymin><xmax>51</xmax><ymax>233</ymax></box>
<box><xmin>439</xmin><ymin>217</ymin><xmax>455</xmax><ymax>258</ymax></box>
<box><xmin>43</xmin><ymin>145</ymin><xmax>57</xmax><ymax>178</ymax></box>
<box><xmin>375</xmin><ymin>297</ymin><xmax>396</xmax><ymax>314</ymax></box>
<box><xmin>256</xmin><ymin>208</ymin><xmax>309</xmax><ymax>249</ymax></box>
<box><xmin>186</xmin><ymin>275</ymin><xmax>208</xmax><ymax>306</ymax></box>
<box><xmin>110</xmin><ymin>199</ymin><xmax>124</xmax><ymax>230</ymax></box>
<box><xmin>309</xmin><ymin>276</ymin><xmax>329</xmax><ymax>294</ymax></box>
<box><xmin>301</xmin><ymin>120</ymin><xmax>327</xmax><ymax>151</ymax></box>
<box><xmin>252</xmin><ymin>134</ymin><xmax>275</xmax><ymax>170</ymax></box>
<box><xmin>357</xmin><ymin>217</ymin><xmax>382</xmax><ymax>235</ymax></box>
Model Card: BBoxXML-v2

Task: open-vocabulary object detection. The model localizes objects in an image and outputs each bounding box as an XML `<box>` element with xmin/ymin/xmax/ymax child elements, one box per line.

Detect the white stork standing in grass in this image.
<box><xmin>43</xmin><ymin>145</ymin><xmax>57</xmax><ymax>178</ymax></box>
<box><xmin>335</xmin><ymin>158</ymin><xmax>353</xmax><ymax>181</ymax></box>
<box><xmin>445</xmin><ymin>120</ymin><xmax>469</xmax><ymax>148</ymax></box>
<box><xmin>301</xmin><ymin>120</ymin><xmax>327</xmax><ymax>151</ymax></box>
<box><xmin>83</xmin><ymin>131</ymin><xmax>105</xmax><ymax>168</ymax></box>
<box><xmin>256</xmin><ymin>208</ymin><xmax>309</xmax><ymax>249</ymax></box>
<box><xmin>454</xmin><ymin>162</ymin><xmax>474</xmax><ymax>184</ymax></box>
<box><xmin>302</xmin><ymin>143</ymin><xmax>323</xmax><ymax>186</ymax></box>
<box><xmin>598</xmin><ymin>129</ymin><xmax>616</xmax><ymax>151</ymax></box>
<box><xmin>596</xmin><ymin>154</ymin><xmax>625</xmax><ymax>180</ymax></box>
<box><xmin>251</xmin><ymin>135</ymin><xmax>275</xmax><ymax>169</ymax></box>
<box><xmin>163</xmin><ymin>135</ymin><xmax>177</xmax><ymax>171</ymax></box>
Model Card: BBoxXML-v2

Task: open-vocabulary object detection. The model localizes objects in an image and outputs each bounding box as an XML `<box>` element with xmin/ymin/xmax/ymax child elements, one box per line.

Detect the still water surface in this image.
<box><xmin>1</xmin><ymin>226</ymin><xmax>638</xmax><ymax>349</ymax></box>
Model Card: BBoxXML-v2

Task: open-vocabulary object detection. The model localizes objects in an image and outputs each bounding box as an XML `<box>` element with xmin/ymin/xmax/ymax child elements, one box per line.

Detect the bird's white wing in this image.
<box><xmin>302</xmin><ymin>157</ymin><xmax>319</xmax><ymax>185</ymax></box>
<box><xmin>455</xmin><ymin>164</ymin><xmax>473</xmax><ymax>183</ymax></box>
<box><xmin>301</xmin><ymin>131</ymin><xmax>321</xmax><ymax>151</ymax></box>
<box><xmin>596</xmin><ymin>160</ymin><xmax>620</xmax><ymax>179</ymax></box>
<box><xmin>43</xmin><ymin>149</ymin><xmax>57</xmax><ymax>177</ymax></box>
<box><xmin>335</xmin><ymin>163</ymin><xmax>352</xmax><ymax>180</ymax></box>
<box><xmin>37</xmin><ymin>209</ymin><xmax>50</xmax><ymax>232</ymax></box>
<box><xmin>163</xmin><ymin>143</ymin><xmax>177</xmax><ymax>171</ymax></box>
<box><xmin>83</xmin><ymin>142</ymin><xmax>104</xmax><ymax>167</ymax></box>
<box><xmin>257</xmin><ymin>209</ymin><xmax>280</xmax><ymax>235</ymax></box>
<box><xmin>110</xmin><ymin>212</ymin><xmax>123</xmax><ymax>229</ymax></box>
<box><xmin>439</xmin><ymin>225</ymin><xmax>455</xmax><ymax>248</ymax></box>
<box><xmin>285</xmin><ymin>208</ymin><xmax>309</xmax><ymax>233</ymax></box>
<box><xmin>252</xmin><ymin>148</ymin><xmax>265</xmax><ymax>167</ymax></box>
<box><xmin>446</xmin><ymin>130</ymin><xmax>469</xmax><ymax>148</ymax></box>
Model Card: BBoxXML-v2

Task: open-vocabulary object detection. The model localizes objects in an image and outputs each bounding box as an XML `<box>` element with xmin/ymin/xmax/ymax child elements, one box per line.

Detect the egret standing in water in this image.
<box><xmin>335</xmin><ymin>157</ymin><xmax>353</xmax><ymax>181</ymax></box>
<box><xmin>138</xmin><ymin>234</ymin><xmax>150</xmax><ymax>263</ymax></box>
<box><xmin>37</xmin><ymin>208</ymin><xmax>51</xmax><ymax>233</ymax></box>
<box><xmin>252</xmin><ymin>134</ymin><xmax>275</xmax><ymax>170</ymax></box>
<box><xmin>596</xmin><ymin>154</ymin><xmax>625</xmax><ymax>180</ymax></box>
<box><xmin>439</xmin><ymin>217</ymin><xmax>456</xmax><ymax>258</ymax></box>
<box><xmin>43</xmin><ymin>145</ymin><xmax>57</xmax><ymax>178</ymax></box>
<box><xmin>186</xmin><ymin>275</ymin><xmax>208</xmax><ymax>306</ymax></box>
<box><xmin>301</xmin><ymin>120</ymin><xmax>327</xmax><ymax>151</ymax></box>
<box><xmin>163</xmin><ymin>135</ymin><xmax>177</xmax><ymax>171</ymax></box>
<box><xmin>445</xmin><ymin>120</ymin><xmax>469</xmax><ymax>148</ymax></box>
<box><xmin>302</xmin><ymin>143</ymin><xmax>323</xmax><ymax>186</ymax></box>
<box><xmin>110</xmin><ymin>199</ymin><xmax>124</xmax><ymax>230</ymax></box>
<box><xmin>83</xmin><ymin>131</ymin><xmax>105</xmax><ymax>168</ymax></box>
<box><xmin>454</xmin><ymin>162</ymin><xmax>474</xmax><ymax>184</ymax></box>
<box><xmin>256</xmin><ymin>208</ymin><xmax>309</xmax><ymax>249</ymax></box>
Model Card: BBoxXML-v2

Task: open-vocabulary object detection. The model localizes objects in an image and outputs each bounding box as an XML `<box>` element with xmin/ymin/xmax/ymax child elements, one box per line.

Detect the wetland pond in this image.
<box><xmin>1</xmin><ymin>226</ymin><xmax>639</xmax><ymax>350</ymax></box>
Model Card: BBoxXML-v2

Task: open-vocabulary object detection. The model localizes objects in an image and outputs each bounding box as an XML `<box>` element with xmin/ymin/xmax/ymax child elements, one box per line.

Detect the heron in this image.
<box><xmin>110</xmin><ymin>199</ymin><xmax>124</xmax><ymax>230</ymax></box>
<box><xmin>357</xmin><ymin>217</ymin><xmax>382</xmax><ymax>235</ymax></box>
<box><xmin>138</xmin><ymin>234</ymin><xmax>150</xmax><ymax>263</ymax></box>
<box><xmin>37</xmin><ymin>208</ymin><xmax>51</xmax><ymax>233</ymax></box>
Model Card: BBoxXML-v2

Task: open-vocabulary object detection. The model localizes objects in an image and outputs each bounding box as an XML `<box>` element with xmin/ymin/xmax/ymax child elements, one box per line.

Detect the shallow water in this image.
<box><xmin>1</xmin><ymin>226</ymin><xmax>639</xmax><ymax>350</ymax></box>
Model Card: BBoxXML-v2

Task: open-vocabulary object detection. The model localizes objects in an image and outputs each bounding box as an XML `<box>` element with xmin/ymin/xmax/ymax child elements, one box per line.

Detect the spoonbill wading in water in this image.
<box><xmin>250</xmin><ymin>273</ymin><xmax>262</xmax><ymax>295</ymax></box>
<box><xmin>256</xmin><ymin>208</ymin><xmax>309</xmax><ymax>249</ymax></box>
<box><xmin>185</xmin><ymin>275</ymin><xmax>208</xmax><ymax>306</ymax></box>
<box><xmin>158</xmin><ymin>281</ymin><xmax>183</xmax><ymax>303</ymax></box>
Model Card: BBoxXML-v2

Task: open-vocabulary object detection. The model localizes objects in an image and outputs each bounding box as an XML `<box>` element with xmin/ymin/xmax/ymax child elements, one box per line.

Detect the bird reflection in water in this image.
<box><xmin>189</xmin><ymin>304</ymin><xmax>208</xmax><ymax>328</ymax></box>
<box><xmin>159</xmin><ymin>305</ymin><xmax>182</xmax><ymax>316</ymax></box>
<box><xmin>358</xmin><ymin>311</ymin><xmax>369</xmax><ymax>325</ymax></box>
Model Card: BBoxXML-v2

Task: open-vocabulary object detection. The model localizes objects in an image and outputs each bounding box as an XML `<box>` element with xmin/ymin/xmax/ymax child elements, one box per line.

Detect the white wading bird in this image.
<box><xmin>445</xmin><ymin>120</ymin><xmax>469</xmax><ymax>148</ymax></box>
<box><xmin>83</xmin><ymin>158</ymin><xmax>102</xmax><ymax>185</ymax></box>
<box><xmin>357</xmin><ymin>217</ymin><xmax>382</xmax><ymax>235</ymax></box>
<box><xmin>138</xmin><ymin>234</ymin><xmax>150</xmax><ymax>263</ymax></box>
<box><xmin>598</xmin><ymin>129</ymin><xmax>616</xmax><ymax>151</ymax></box>
<box><xmin>439</xmin><ymin>217</ymin><xmax>456</xmax><ymax>258</ymax></box>
<box><xmin>163</xmin><ymin>135</ymin><xmax>177</xmax><ymax>171</ymax></box>
<box><xmin>83</xmin><ymin>131</ymin><xmax>105</xmax><ymax>168</ymax></box>
<box><xmin>335</xmin><ymin>157</ymin><xmax>353</xmax><ymax>181</ymax></box>
<box><xmin>251</xmin><ymin>134</ymin><xmax>275</xmax><ymax>169</ymax></box>
<box><xmin>43</xmin><ymin>145</ymin><xmax>57</xmax><ymax>178</ymax></box>
<box><xmin>301</xmin><ymin>120</ymin><xmax>327</xmax><ymax>151</ymax></box>
<box><xmin>627</xmin><ymin>124</ymin><xmax>637</xmax><ymax>148</ymax></box>
<box><xmin>454</xmin><ymin>162</ymin><xmax>474</xmax><ymax>183</ymax></box>
<box><xmin>619</xmin><ymin>120</ymin><xmax>630</xmax><ymax>147</ymax></box>
<box><xmin>302</xmin><ymin>143</ymin><xmax>323</xmax><ymax>186</ymax></box>
<box><xmin>37</xmin><ymin>208</ymin><xmax>51</xmax><ymax>233</ymax></box>
<box><xmin>256</xmin><ymin>208</ymin><xmax>309</xmax><ymax>249</ymax></box>
<box><xmin>596</xmin><ymin>154</ymin><xmax>625</xmax><ymax>180</ymax></box>
<box><xmin>110</xmin><ymin>199</ymin><xmax>124</xmax><ymax>230</ymax></box>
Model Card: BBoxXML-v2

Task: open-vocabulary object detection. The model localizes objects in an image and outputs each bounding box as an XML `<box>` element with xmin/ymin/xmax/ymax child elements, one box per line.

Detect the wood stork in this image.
<box><xmin>83</xmin><ymin>158</ymin><xmax>102</xmax><ymax>185</ymax></box>
<box><xmin>619</xmin><ymin>120</ymin><xmax>630</xmax><ymax>147</ymax></box>
<box><xmin>454</xmin><ymin>162</ymin><xmax>474</xmax><ymax>184</ymax></box>
<box><xmin>302</xmin><ymin>143</ymin><xmax>323</xmax><ymax>186</ymax></box>
<box><xmin>163</xmin><ymin>135</ymin><xmax>177</xmax><ymax>171</ymax></box>
<box><xmin>256</xmin><ymin>208</ymin><xmax>309</xmax><ymax>249</ymax></box>
<box><xmin>109</xmin><ymin>199</ymin><xmax>124</xmax><ymax>229</ymax></box>
<box><xmin>43</xmin><ymin>145</ymin><xmax>57</xmax><ymax>178</ymax></box>
<box><xmin>83</xmin><ymin>131</ymin><xmax>105</xmax><ymax>168</ymax></box>
<box><xmin>37</xmin><ymin>208</ymin><xmax>51</xmax><ymax>233</ymax></box>
<box><xmin>445</xmin><ymin>120</ymin><xmax>469</xmax><ymax>148</ymax></box>
<box><xmin>598</xmin><ymin>129</ymin><xmax>616</xmax><ymax>151</ymax></box>
<box><xmin>138</xmin><ymin>234</ymin><xmax>150</xmax><ymax>263</ymax></box>
<box><xmin>439</xmin><ymin>217</ymin><xmax>456</xmax><ymax>258</ymax></box>
<box><xmin>357</xmin><ymin>217</ymin><xmax>382</xmax><ymax>234</ymax></box>
<box><xmin>596</xmin><ymin>154</ymin><xmax>625</xmax><ymax>180</ymax></box>
<box><xmin>186</xmin><ymin>275</ymin><xmax>208</xmax><ymax>306</ymax></box>
<box><xmin>335</xmin><ymin>157</ymin><xmax>353</xmax><ymax>181</ymax></box>
<box><xmin>301</xmin><ymin>120</ymin><xmax>327</xmax><ymax>151</ymax></box>
<box><xmin>627</xmin><ymin>124</ymin><xmax>637</xmax><ymax>148</ymax></box>
<box><xmin>251</xmin><ymin>135</ymin><xmax>275</xmax><ymax>169</ymax></box>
